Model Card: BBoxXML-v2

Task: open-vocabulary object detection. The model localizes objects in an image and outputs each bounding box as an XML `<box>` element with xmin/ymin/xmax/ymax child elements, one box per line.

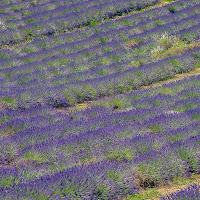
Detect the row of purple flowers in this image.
<box><xmin>0</xmin><ymin>0</ymin><xmax>198</xmax><ymax>59</ymax></box>
<box><xmin>1</xmin><ymin>73</ymin><xmax>200</xmax><ymax>199</ymax></box>
<box><xmin>0</xmin><ymin>0</ymin><xmax>161</xmax><ymax>47</ymax></box>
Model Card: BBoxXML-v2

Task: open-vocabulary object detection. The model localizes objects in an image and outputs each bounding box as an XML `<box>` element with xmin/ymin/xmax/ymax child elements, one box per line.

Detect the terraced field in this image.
<box><xmin>0</xmin><ymin>0</ymin><xmax>200</xmax><ymax>199</ymax></box>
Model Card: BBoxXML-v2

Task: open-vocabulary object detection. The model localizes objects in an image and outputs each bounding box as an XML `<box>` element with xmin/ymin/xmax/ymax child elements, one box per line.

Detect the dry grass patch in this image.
<box><xmin>165</xmin><ymin>40</ymin><xmax>200</xmax><ymax>57</ymax></box>
<box><xmin>2</xmin><ymin>41</ymin><xmax>31</xmax><ymax>50</ymax></box>
<box><xmin>125</xmin><ymin>174</ymin><xmax>200</xmax><ymax>200</ymax></box>
<box><xmin>151</xmin><ymin>31</ymin><xmax>200</xmax><ymax>60</ymax></box>
<box><xmin>125</xmin><ymin>39</ymin><xmax>140</xmax><ymax>48</ymax></box>
<box><xmin>57</xmin><ymin>102</ymin><xmax>89</xmax><ymax>114</ymax></box>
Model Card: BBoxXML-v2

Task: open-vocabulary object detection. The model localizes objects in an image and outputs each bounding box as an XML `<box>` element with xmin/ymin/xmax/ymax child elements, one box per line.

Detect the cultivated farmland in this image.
<box><xmin>0</xmin><ymin>0</ymin><xmax>200</xmax><ymax>199</ymax></box>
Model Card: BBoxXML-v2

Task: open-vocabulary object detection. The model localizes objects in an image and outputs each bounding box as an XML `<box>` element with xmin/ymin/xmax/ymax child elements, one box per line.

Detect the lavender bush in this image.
<box><xmin>160</xmin><ymin>184</ymin><xmax>200</xmax><ymax>200</ymax></box>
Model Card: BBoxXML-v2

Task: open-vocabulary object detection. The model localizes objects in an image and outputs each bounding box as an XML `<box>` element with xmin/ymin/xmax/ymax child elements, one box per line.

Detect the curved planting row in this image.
<box><xmin>1</xmin><ymin>2</ymin><xmax>199</xmax><ymax>69</ymax></box>
<box><xmin>0</xmin><ymin>2</ymin><xmax>200</xmax><ymax>108</ymax></box>
<box><xmin>2</xmin><ymin>73</ymin><xmax>200</xmax><ymax>143</ymax></box>
<box><xmin>4</xmin><ymin>0</ymin><xmax>156</xmax><ymax>26</ymax></box>
<box><xmin>0</xmin><ymin>0</ymin><xmax>198</xmax><ymax>59</ymax></box>
<box><xmin>0</xmin><ymin>0</ymin><xmax>56</xmax><ymax>8</ymax></box>
<box><xmin>0</xmin><ymin>3</ymin><xmax>199</xmax><ymax>79</ymax></box>
<box><xmin>0</xmin><ymin>0</ymin><xmax>161</xmax><ymax>47</ymax></box>
<box><xmin>12</xmin><ymin>22</ymin><xmax>199</xmax><ymax>86</ymax></box>
<box><xmin>1</xmin><ymin>73</ymin><xmax>200</xmax><ymax>199</ymax></box>
<box><xmin>1</xmin><ymin>0</ymin><xmax>91</xmax><ymax>21</ymax></box>
<box><xmin>1</xmin><ymin>45</ymin><xmax>199</xmax><ymax>108</ymax></box>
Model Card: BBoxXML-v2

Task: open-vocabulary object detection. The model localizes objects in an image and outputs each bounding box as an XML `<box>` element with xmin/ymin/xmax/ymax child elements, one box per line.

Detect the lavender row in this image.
<box><xmin>2</xmin><ymin>82</ymin><xmax>200</xmax><ymax>147</ymax></box>
<box><xmin>0</xmin><ymin>0</ymin><xmax>175</xmax><ymax>56</ymax></box>
<box><xmin>1</xmin><ymin>67</ymin><xmax>200</xmax><ymax>183</ymax></box>
<box><xmin>2</xmin><ymin>106</ymin><xmax>199</xmax><ymax>155</ymax></box>
<box><xmin>0</xmin><ymin>4</ymin><xmax>199</xmax><ymax>79</ymax></box>
<box><xmin>0</xmin><ymin>0</ymin><xmax>54</xmax><ymax>8</ymax></box>
<box><xmin>0</xmin><ymin>148</ymin><xmax>190</xmax><ymax>199</ymax></box>
<box><xmin>160</xmin><ymin>184</ymin><xmax>200</xmax><ymax>200</ymax></box>
<box><xmin>0</xmin><ymin>130</ymin><xmax>196</xmax><ymax>199</ymax></box>
<box><xmin>1</xmin><ymin>84</ymin><xmax>200</xmax><ymax>149</ymax></box>
<box><xmin>0</xmin><ymin>0</ymin><xmax>198</xmax><ymax>61</ymax></box>
<box><xmin>1</xmin><ymin>76</ymin><xmax>200</xmax><ymax>197</ymax></box>
<box><xmin>0</xmin><ymin>76</ymin><xmax>189</xmax><ymax>123</ymax></box>
<box><xmin>0</xmin><ymin>46</ymin><xmax>198</xmax><ymax>108</ymax></box>
<box><xmin>0</xmin><ymin>110</ymin><xmax>197</xmax><ymax>186</ymax></box>
<box><xmin>0</xmin><ymin>0</ymin><xmax>161</xmax><ymax>47</ymax></box>
<box><xmin>1</xmin><ymin>13</ymin><xmax>199</xmax><ymax>91</ymax></box>
<box><xmin>35</xmin><ymin>23</ymin><xmax>200</xmax><ymax>85</ymax></box>
<box><xmin>0</xmin><ymin>110</ymin><xmax>199</xmax><ymax>175</ymax></box>
<box><xmin>0</xmin><ymin>107</ymin><xmax>162</xmax><ymax>145</ymax></box>
<box><xmin>8</xmin><ymin>47</ymin><xmax>200</xmax><ymax>108</ymax></box>
<box><xmin>1</xmin><ymin>23</ymin><xmax>199</xmax><ymax>92</ymax></box>
<box><xmin>0</xmin><ymin>160</ymin><xmax>139</xmax><ymax>199</ymax></box>
<box><xmin>1</xmin><ymin>106</ymin><xmax>198</xmax><ymax>154</ymax></box>
<box><xmin>103</xmin><ymin>72</ymin><xmax>200</xmax><ymax>115</ymax></box>
<box><xmin>1</xmin><ymin>76</ymin><xmax>199</xmax><ymax>138</ymax></box>
<box><xmin>5</xmin><ymin>0</ymin><xmax>137</xmax><ymax>27</ymax></box>
<box><xmin>1</xmin><ymin>0</ymin><xmax>90</xmax><ymax>21</ymax></box>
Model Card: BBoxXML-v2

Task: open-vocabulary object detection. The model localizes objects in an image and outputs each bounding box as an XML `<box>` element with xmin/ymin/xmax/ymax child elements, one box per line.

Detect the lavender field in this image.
<box><xmin>0</xmin><ymin>0</ymin><xmax>200</xmax><ymax>199</ymax></box>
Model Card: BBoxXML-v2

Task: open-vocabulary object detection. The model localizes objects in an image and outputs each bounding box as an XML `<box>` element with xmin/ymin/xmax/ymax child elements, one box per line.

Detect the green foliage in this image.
<box><xmin>167</xmin><ymin>5</ymin><xmax>177</xmax><ymax>13</ymax></box>
<box><xmin>61</xmin><ymin>90</ymin><xmax>76</xmax><ymax>107</ymax></box>
<box><xmin>151</xmin><ymin>32</ymin><xmax>190</xmax><ymax>60</ymax></box>
<box><xmin>26</xmin><ymin>18</ymin><xmax>39</xmax><ymax>24</ymax></box>
<box><xmin>1</xmin><ymin>97</ymin><xmax>14</xmax><ymax>104</ymax></box>
<box><xmin>148</xmin><ymin>124</ymin><xmax>163</xmax><ymax>134</ymax></box>
<box><xmin>163</xmin><ymin>0</ymin><xmax>175</xmax><ymax>2</ymax></box>
<box><xmin>154</xmin><ymin>20</ymin><xmax>165</xmax><ymax>26</ymax></box>
<box><xmin>24</xmin><ymin>57</ymin><xmax>35</xmax><ymax>63</ymax></box>
<box><xmin>90</xmin><ymin>20</ymin><xmax>101</xmax><ymax>26</ymax></box>
<box><xmin>102</xmin><ymin>47</ymin><xmax>114</xmax><ymax>53</ymax></box>
<box><xmin>98</xmin><ymin>69</ymin><xmax>110</xmax><ymax>76</ymax></box>
<box><xmin>84</xmin><ymin>84</ymin><xmax>97</xmax><ymax>100</ymax></box>
<box><xmin>75</xmin><ymin>89</ymin><xmax>86</xmax><ymax>104</ymax></box>
<box><xmin>158</xmin><ymin>88</ymin><xmax>176</xmax><ymax>95</ymax></box>
<box><xmin>101</xmin><ymin>57</ymin><xmax>112</xmax><ymax>65</ymax></box>
<box><xmin>0</xmin><ymin>9</ymin><xmax>6</xmax><ymax>13</ymax></box>
<box><xmin>21</xmin><ymin>28</ymin><xmax>35</xmax><ymax>42</ymax></box>
<box><xmin>22</xmin><ymin>46</ymin><xmax>37</xmax><ymax>53</ymax></box>
<box><xmin>29</xmin><ymin>1</ymin><xmax>39</xmax><ymax>6</ymax></box>
<box><xmin>0</xmin><ymin>52</ymin><xmax>8</xmax><ymax>59</ymax></box>
<box><xmin>3</xmin><ymin>73</ymin><xmax>13</xmax><ymax>79</ymax></box>
<box><xmin>98</xmin><ymin>37</ymin><xmax>110</xmax><ymax>44</ymax></box>
<box><xmin>192</xmin><ymin>113</ymin><xmax>200</xmax><ymax>121</ymax></box>
<box><xmin>122</xmin><ymin>19</ymin><xmax>133</xmax><ymax>26</ymax></box>
<box><xmin>0</xmin><ymin>143</ymin><xmax>18</xmax><ymax>163</ymax></box>
<box><xmin>110</xmin><ymin>55</ymin><xmax>122</xmax><ymax>62</ymax></box>
<box><xmin>22</xmin><ymin>10</ymin><xmax>32</xmax><ymax>17</ymax></box>
<box><xmin>23</xmin><ymin>152</ymin><xmax>49</xmax><ymax>164</ymax></box>
<box><xmin>0</xmin><ymin>176</ymin><xmax>19</xmax><ymax>188</ymax></box>
<box><xmin>9</xmin><ymin>5</ymin><xmax>21</xmax><ymax>12</ymax></box>
<box><xmin>18</xmin><ymin>77</ymin><xmax>30</xmax><ymax>84</ymax></box>
<box><xmin>127</xmin><ymin>188</ymin><xmax>161</xmax><ymax>200</ymax></box>
<box><xmin>177</xmin><ymin>148</ymin><xmax>199</xmax><ymax>173</ymax></box>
